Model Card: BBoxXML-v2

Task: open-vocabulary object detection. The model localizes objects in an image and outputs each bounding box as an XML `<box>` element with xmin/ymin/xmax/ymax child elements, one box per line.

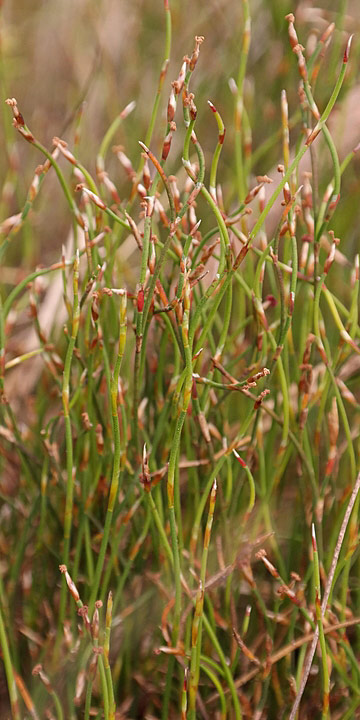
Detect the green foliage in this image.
<box><xmin>1</xmin><ymin>2</ymin><xmax>360</xmax><ymax>718</ymax></box>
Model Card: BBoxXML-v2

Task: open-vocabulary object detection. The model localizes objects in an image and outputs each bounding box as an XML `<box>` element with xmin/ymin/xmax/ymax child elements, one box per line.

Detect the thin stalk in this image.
<box><xmin>5</xmin><ymin>100</ymin><xmax>83</xmax><ymax>246</ymax></box>
<box><xmin>142</xmin><ymin>0</ymin><xmax>171</xmax><ymax>155</ymax></box>
<box><xmin>0</xmin><ymin>602</ymin><xmax>20</xmax><ymax>720</ymax></box>
<box><xmin>202</xmin><ymin>612</ymin><xmax>242</xmax><ymax>719</ymax></box>
<box><xmin>103</xmin><ymin>592</ymin><xmax>116</xmax><ymax>720</ymax></box>
<box><xmin>188</xmin><ymin>480</ymin><xmax>217</xmax><ymax>717</ymax></box>
<box><xmin>234</xmin><ymin>0</ymin><xmax>251</xmax><ymax>201</ymax></box>
<box><xmin>312</xmin><ymin>524</ymin><xmax>330</xmax><ymax>719</ymax></box>
<box><xmin>58</xmin><ymin>251</ymin><xmax>80</xmax><ymax>635</ymax></box>
<box><xmin>89</xmin><ymin>291</ymin><xmax>127</xmax><ymax>609</ymax></box>
<box><xmin>97</xmin><ymin>100</ymin><xmax>136</xmax><ymax>171</ymax></box>
<box><xmin>207</xmin><ymin>101</ymin><xmax>226</xmax><ymax>200</ymax></box>
<box><xmin>289</xmin><ymin>470</ymin><xmax>360</xmax><ymax>719</ymax></box>
<box><xmin>249</xmin><ymin>43</ymin><xmax>351</xmax><ymax>245</ymax></box>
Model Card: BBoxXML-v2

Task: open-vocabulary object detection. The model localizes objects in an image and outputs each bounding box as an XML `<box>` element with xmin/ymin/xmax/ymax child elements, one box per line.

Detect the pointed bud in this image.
<box><xmin>137</xmin><ymin>285</ymin><xmax>144</xmax><ymax>312</ymax></box>
<box><xmin>115</xmin><ymin>148</ymin><xmax>136</xmax><ymax>181</ymax></box>
<box><xmin>149</xmin><ymin>235</ymin><xmax>156</xmax><ymax>274</ymax></box>
<box><xmin>344</xmin><ymin>34</ymin><xmax>354</xmax><ymax>63</ymax></box>
<box><xmin>120</xmin><ymin>100</ymin><xmax>136</xmax><ymax>118</ymax></box>
<box><xmin>167</xmin><ymin>87</ymin><xmax>176</xmax><ymax>122</ymax></box>
<box><xmin>233</xmin><ymin>449</ymin><xmax>247</xmax><ymax>468</ymax></box>
<box><xmin>311</xmin><ymin>523</ymin><xmax>317</xmax><ymax>552</ymax></box>
<box><xmin>59</xmin><ymin>565</ymin><xmax>80</xmax><ymax>603</ymax></box>
<box><xmin>76</xmin><ymin>185</ymin><xmax>107</xmax><ymax>210</ymax></box>
<box><xmin>162</xmin><ymin>130</ymin><xmax>173</xmax><ymax>161</ymax></box>
<box><xmin>173</xmin><ymin>60</ymin><xmax>187</xmax><ymax>95</ymax></box>
<box><xmin>91</xmin><ymin>600</ymin><xmax>102</xmax><ymax>641</ymax></box>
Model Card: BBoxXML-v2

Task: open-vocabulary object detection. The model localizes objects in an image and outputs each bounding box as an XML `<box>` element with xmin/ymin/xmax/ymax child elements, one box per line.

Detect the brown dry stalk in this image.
<box><xmin>206</xmin><ymin>615</ymin><xmax>360</xmax><ymax>705</ymax></box>
<box><xmin>289</xmin><ymin>468</ymin><xmax>360</xmax><ymax>719</ymax></box>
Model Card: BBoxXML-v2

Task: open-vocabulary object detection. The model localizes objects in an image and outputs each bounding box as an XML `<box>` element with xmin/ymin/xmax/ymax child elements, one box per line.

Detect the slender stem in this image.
<box><xmin>58</xmin><ymin>251</ymin><xmax>80</xmax><ymax>634</ymax></box>
<box><xmin>0</xmin><ymin>601</ymin><xmax>20</xmax><ymax>720</ymax></box>
<box><xmin>312</xmin><ymin>524</ymin><xmax>330</xmax><ymax>719</ymax></box>
<box><xmin>249</xmin><ymin>48</ymin><xmax>350</xmax><ymax>245</ymax></box>
<box><xmin>234</xmin><ymin>0</ymin><xmax>251</xmax><ymax>202</ymax></box>
<box><xmin>289</xmin><ymin>470</ymin><xmax>360</xmax><ymax>719</ymax></box>
<box><xmin>103</xmin><ymin>592</ymin><xmax>116</xmax><ymax>719</ymax></box>
<box><xmin>89</xmin><ymin>291</ymin><xmax>127</xmax><ymax>609</ymax></box>
<box><xmin>188</xmin><ymin>480</ymin><xmax>217</xmax><ymax>717</ymax></box>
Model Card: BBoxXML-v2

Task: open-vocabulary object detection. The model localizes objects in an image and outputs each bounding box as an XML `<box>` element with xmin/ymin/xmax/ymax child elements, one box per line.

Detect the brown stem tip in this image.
<box><xmin>343</xmin><ymin>34</ymin><xmax>354</xmax><ymax>63</ymax></box>
<box><xmin>5</xmin><ymin>97</ymin><xmax>24</xmax><ymax>125</ymax></box>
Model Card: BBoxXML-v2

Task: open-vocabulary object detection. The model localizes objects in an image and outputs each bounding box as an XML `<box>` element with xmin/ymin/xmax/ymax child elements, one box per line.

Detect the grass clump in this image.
<box><xmin>1</xmin><ymin>2</ymin><xmax>360</xmax><ymax>718</ymax></box>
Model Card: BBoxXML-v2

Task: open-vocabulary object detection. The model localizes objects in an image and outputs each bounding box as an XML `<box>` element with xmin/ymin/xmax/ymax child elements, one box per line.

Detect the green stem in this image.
<box><xmin>312</xmin><ymin>524</ymin><xmax>330</xmax><ymax>719</ymax></box>
<box><xmin>89</xmin><ymin>291</ymin><xmax>127</xmax><ymax>609</ymax></box>
<box><xmin>249</xmin><ymin>48</ymin><xmax>349</xmax><ymax>245</ymax></box>
<box><xmin>0</xmin><ymin>601</ymin><xmax>20</xmax><ymax>720</ymax></box>
<box><xmin>58</xmin><ymin>251</ymin><xmax>80</xmax><ymax>635</ymax></box>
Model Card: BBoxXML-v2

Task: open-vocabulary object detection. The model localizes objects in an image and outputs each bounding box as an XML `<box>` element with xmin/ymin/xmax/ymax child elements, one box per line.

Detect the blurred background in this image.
<box><xmin>1</xmin><ymin>0</ymin><xmax>360</xmax><ymax>267</ymax></box>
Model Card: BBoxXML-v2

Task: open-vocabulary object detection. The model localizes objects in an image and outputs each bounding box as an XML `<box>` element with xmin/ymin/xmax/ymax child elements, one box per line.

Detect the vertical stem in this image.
<box><xmin>89</xmin><ymin>291</ymin><xmax>127</xmax><ymax>609</ymax></box>
<box><xmin>58</xmin><ymin>250</ymin><xmax>80</xmax><ymax>635</ymax></box>
<box><xmin>188</xmin><ymin>479</ymin><xmax>217</xmax><ymax>717</ymax></box>
<box><xmin>234</xmin><ymin>0</ymin><xmax>251</xmax><ymax>202</ymax></box>
<box><xmin>104</xmin><ymin>592</ymin><xmax>116</xmax><ymax>719</ymax></box>
<box><xmin>0</xmin><ymin>600</ymin><xmax>20</xmax><ymax>720</ymax></box>
<box><xmin>312</xmin><ymin>524</ymin><xmax>330</xmax><ymax>719</ymax></box>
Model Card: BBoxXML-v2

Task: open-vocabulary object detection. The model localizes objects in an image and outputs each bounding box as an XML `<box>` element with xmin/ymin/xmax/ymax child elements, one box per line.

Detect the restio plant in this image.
<box><xmin>1</xmin><ymin>2</ymin><xmax>360</xmax><ymax>718</ymax></box>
